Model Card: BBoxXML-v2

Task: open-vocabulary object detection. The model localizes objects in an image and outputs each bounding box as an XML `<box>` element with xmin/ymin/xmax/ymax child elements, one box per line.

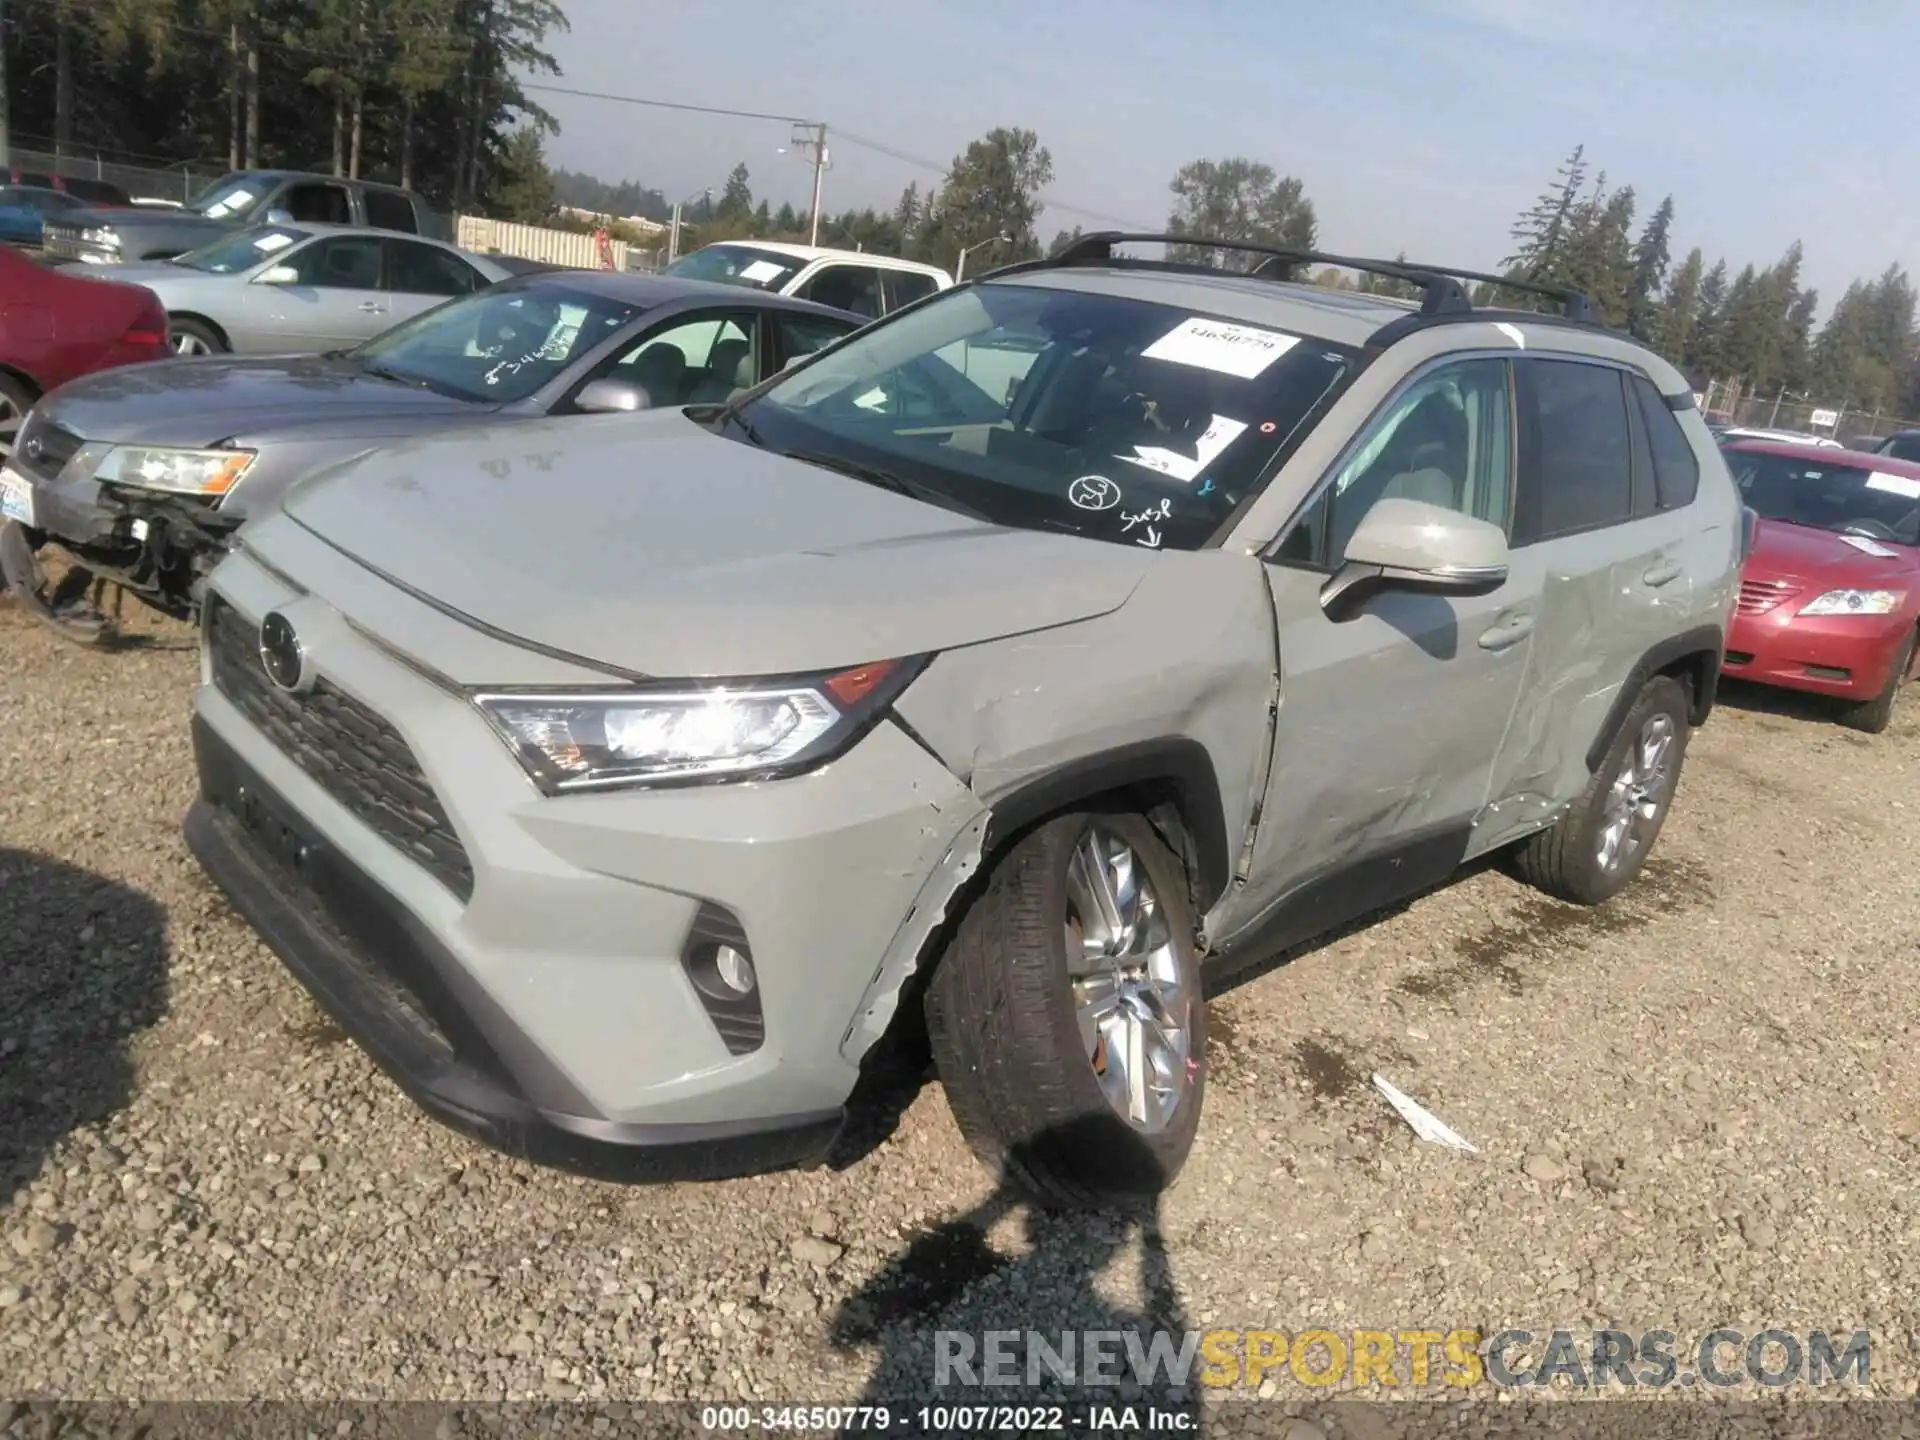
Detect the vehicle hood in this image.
<box><xmin>40</xmin><ymin>353</ymin><xmax>487</xmax><ymax>446</ymax></box>
<box><xmin>1745</xmin><ymin>517</ymin><xmax>1920</xmax><ymax>588</ymax></box>
<box><xmin>279</xmin><ymin>408</ymin><xmax>1154</xmax><ymax>677</ymax></box>
<box><xmin>60</xmin><ymin>207</ymin><xmax>221</xmax><ymax>235</ymax></box>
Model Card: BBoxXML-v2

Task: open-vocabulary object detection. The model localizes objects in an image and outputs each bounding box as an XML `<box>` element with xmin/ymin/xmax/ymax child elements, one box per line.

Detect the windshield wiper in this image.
<box><xmin>716</xmin><ymin>405</ymin><xmax>764</xmax><ymax>447</ymax></box>
<box><xmin>360</xmin><ymin>362</ymin><xmax>430</xmax><ymax>389</ymax></box>
<box><xmin>783</xmin><ymin>450</ymin><xmax>990</xmax><ymax>522</ymax></box>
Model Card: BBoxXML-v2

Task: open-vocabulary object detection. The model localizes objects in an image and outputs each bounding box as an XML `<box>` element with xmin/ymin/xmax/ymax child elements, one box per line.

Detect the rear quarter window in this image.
<box><xmin>1629</xmin><ymin>374</ymin><xmax>1700</xmax><ymax>509</ymax></box>
<box><xmin>363</xmin><ymin>189</ymin><xmax>418</xmax><ymax>234</ymax></box>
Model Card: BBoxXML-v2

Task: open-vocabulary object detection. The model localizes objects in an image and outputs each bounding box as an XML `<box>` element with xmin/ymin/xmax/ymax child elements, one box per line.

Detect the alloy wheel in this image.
<box><xmin>0</xmin><ymin>392</ymin><xmax>20</xmax><ymax>460</ymax></box>
<box><xmin>1065</xmin><ymin>825</ymin><xmax>1192</xmax><ymax>1133</ymax></box>
<box><xmin>1597</xmin><ymin>713</ymin><xmax>1677</xmax><ymax>873</ymax></box>
<box><xmin>171</xmin><ymin>333</ymin><xmax>211</xmax><ymax>357</ymax></box>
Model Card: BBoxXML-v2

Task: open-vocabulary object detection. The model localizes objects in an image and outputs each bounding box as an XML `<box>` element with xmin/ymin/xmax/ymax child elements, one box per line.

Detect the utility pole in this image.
<box><xmin>0</xmin><ymin>0</ymin><xmax>11</xmax><ymax>169</ymax></box>
<box><xmin>791</xmin><ymin>122</ymin><xmax>829</xmax><ymax>246</ymax></box>
<box><xmin>668</xmin><ymin>202</ymin><xmax>682</xmax><ymax>264</ymax></box>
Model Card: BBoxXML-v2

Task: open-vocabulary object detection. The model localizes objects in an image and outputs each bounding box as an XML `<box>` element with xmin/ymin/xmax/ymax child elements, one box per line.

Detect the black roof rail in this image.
<box><xmin>1034</xmin><ymin>231</ymin><xmax>1601</xmax><ymax>331</ymax></box>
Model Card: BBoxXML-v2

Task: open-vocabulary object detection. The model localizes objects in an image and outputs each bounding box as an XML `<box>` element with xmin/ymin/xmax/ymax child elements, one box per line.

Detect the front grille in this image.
<box><xmin>206</xmin><ymin>597</ymin><xmax>475</xmax><ymax>901</ymax></box>
<box><xmin>38</xmin><ymin>230</ymin><xmax>95</xmax><ymax>261</ymax></box>
<box><xmin>11</xmin><ymin>415</ymin><xmax>83</xmax><ymax>484</ymax></box>
<box><xmin>1737</xmin><ymin>578</ymin><xmax>1799</xmax><ymax>616</ymax></box>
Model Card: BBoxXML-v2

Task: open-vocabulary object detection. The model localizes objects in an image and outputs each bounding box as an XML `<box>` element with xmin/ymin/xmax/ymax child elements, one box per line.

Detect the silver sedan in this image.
<box><xmin>103</xmin><ymin>222</ymin><xmax>515</xmax><ymax>356</ymax></box>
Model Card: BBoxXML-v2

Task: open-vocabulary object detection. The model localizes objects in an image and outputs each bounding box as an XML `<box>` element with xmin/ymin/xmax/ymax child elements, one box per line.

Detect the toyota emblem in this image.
<box><xmin>258</xmin><ymin>611</ymin><xmax>310</xmax><ymax>694</ymax></box>
<box><xmin>22</xmin><ymin>434</ymin><xmax>42</xmax><ymax>462</ymax></box>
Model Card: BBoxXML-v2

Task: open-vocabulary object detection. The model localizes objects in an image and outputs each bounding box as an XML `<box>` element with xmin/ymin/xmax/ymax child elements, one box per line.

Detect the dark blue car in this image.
<box><xmin>0</xmin><ymin>186</ymin><xmax>90</xmax><ymax>247</ymax></box>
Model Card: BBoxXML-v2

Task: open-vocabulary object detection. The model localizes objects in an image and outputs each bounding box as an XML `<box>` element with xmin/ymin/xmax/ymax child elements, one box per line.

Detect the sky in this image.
<box><xmin>538</xmin><ymin>0</ymin><xmax>1914</xmax><ymax>311</ymax></box>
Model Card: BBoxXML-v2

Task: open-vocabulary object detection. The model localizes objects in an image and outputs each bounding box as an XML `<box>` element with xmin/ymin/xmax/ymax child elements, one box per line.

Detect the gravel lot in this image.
<box><xmin>3</xmin><ymin>592</ymin><xmax>1918</xmax><ymax>1433</ymax></box>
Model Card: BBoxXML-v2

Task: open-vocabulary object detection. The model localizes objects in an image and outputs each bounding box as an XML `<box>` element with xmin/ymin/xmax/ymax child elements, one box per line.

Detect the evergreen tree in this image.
<box><xmin>1691</xmin><ymin>260</ymin><xmax>1730</xmax><ymax>377</ymax></box>
<box><xmin>1654</xmin><ymin>247</ymin><xmax>1706</xmax><ymax>370</ymax></box>
<box><xmin>1626</xmin><ymin>194</ymin><xmax>1675</xmax><ymax>341</ymax></box>
<box><xmin>1504</xmin><ymin>144</ymin><xmax>1587</xmax><ymax>279</ymax></box>
<box><xmin>718</xmin><ymin>162</ymin><xmax>753</xmax><ymax>218</ymax></box>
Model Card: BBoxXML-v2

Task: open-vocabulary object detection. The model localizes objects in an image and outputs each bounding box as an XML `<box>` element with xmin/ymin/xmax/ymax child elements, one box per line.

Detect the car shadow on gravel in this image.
<box><xmin>1714</xmin><ymin>674</ymin><xmax>1863</xmax><ymax>730</ymax></box>
<box><xmin>828</xmin><ymin>1117</ymin><xmax>1203</xmax><ymax>1437</ymax></box>
<box><xmin>0</xmin><ymin>848</ymin><xmax>169</xmax><ymax>1207</ymax></box>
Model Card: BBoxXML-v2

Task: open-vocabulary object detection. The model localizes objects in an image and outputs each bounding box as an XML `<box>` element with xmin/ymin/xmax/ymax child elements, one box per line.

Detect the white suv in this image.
<box><xmin>660</xmin><ymin>242</ymin><xmax>952</xmax><ymax>321</ymax></box>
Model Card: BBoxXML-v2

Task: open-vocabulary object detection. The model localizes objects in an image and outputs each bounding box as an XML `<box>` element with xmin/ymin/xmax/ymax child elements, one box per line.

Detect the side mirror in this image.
<box><xmin>264</xmin><ymin>206</ymin><xmax>295</xmax><ymax>226</ymax></box>
<box><xmin>574</xmin><ymin>378</ymin><xmax>653</xmax><ymax>414</ymax></box>
<box><xmin>256</xmin><ymin>264</ymin><xmax>298</xmax><ymax>285</ymax></box>
<box><xmin>1319</xmin><ymin>498</ymin><xmax>1509</xmax><ymax>620</ymax></box>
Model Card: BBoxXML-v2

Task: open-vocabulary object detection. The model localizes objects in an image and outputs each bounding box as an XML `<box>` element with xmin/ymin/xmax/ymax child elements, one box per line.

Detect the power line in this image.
<box><xmin>518</xmin><ymin>82</ymin><xmax>818</xmax><ymax>128</ymax></box>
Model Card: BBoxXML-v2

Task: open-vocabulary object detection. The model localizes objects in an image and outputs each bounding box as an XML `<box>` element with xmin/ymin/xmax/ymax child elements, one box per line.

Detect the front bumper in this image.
<box><xmin>186</xmin><ymin>718</ymin><xmax>846</xmax><ymax>1181</ymax></box>
<box><xmin>186</xmin><ymin>548</ymin><xmax>987</xmax><ymax>1177</ymax></box>
<box><xmin>39</xmin><ymin>231</ymin><xmax>120</xmax><ymax>264</ymax></box>
<box><xmin>0</xmin><ymin>419</ymin><xmax>235</xmax><ymax>619</ymax></box>
<box><xmin>1723</xmin><ymin>605</ymin><xmax>1913</xmax><ymax>699</ymax></box>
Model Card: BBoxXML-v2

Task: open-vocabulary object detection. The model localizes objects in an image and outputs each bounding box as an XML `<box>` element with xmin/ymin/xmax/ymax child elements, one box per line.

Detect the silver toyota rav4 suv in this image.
<box><xmin>184</xmin><ymin>234</ymin><xmax>1744</xmax><ymax>1208</ymax></box>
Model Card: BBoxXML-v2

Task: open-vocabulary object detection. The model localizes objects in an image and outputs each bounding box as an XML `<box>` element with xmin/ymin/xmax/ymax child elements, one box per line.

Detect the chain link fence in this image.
<box><xmin>1699</xmin><ymin>379</ymin><xmax>1920</xmax><ymax>448</ymax></box>
<box><xmin>3</xmin><ymin>138</ymin><xmax>225</xmax><ymax>205</ymax></box>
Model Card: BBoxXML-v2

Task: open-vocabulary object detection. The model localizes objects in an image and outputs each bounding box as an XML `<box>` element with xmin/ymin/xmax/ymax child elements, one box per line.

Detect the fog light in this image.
<box><xmin>714</xmin><ymin>944</ymin><xmax>756</xmax><ymax>995</ymax></box>
<box><xmin>680</xmin><ymin>904</ymin><xmax>765</xmax><ymax>1055</ymax></box>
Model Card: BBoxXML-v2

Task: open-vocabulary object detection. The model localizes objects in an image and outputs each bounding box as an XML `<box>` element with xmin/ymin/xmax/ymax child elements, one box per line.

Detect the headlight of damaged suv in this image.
<box><xmin>91</xmin><ymin>446</ymin><xmax>256</xmax><ymax>496</ymax></box>
<box><xmin>80</xmin><ymin>228</ymin><xmax>121</xmax><ymax>247</ymax></box>
<box><xmin>1798</xmin><ymin>588</ymin><xmax>1905</xmax><ymax>617</ymax></box>
<box><xmin>473</xmin><ymin>657</ymin><xmax>927</xmax><ymax>793</ymax></box>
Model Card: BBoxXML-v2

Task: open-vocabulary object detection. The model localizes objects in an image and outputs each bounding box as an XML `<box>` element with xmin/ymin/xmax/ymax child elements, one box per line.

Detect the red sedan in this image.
<box><xmin>1721</xmin><ymin>439</ymin><xmax>1920</xmax><ymax>732</ymax></box>
<box><xmin>0</xmin><ymin>247</ymin><xmax>169</xmax><ymax>463</ymax></box>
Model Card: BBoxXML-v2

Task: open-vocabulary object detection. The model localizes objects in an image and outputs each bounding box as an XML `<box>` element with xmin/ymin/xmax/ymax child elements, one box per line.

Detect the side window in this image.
<box><xmin>1516</xmin><ymin>359</ymin><xmax>1634</xmax><ymax>542</ymax></box>
<box><xmin>605</xmin><ymin>312</ymin><xmax>756</xmax><ymax>406</ymax></box>
<box><xmin>279</xmin><ymin>182</ymin><xmax>353</xmax><ymax>225</ymax></box>
<box><xmin>1629</xmin><ymin>375</ymin><xmax>1700</xmax><ymax>510</ymax></box>
<box><xmin>1278</xmin><ymin>358</ymin><xmax>1513</xmax><ymax>566</ymax></box>
<box><xmin>777</xmin><ymin>313</ymin><xmax>854</xmax><ymax>363</ymax></box>
<box><xmin>386</xmin><ymin>239</ymin><xmax>481</xmax><ymax>297</ymax></box>
<box><xmin>882</xmin><ymin>269</ymin><xmax>939</xmax><ymax>312</ymax></box>
<box><xmin>284</xmin><ymin>235</ymin><xmax>382</xmax><ymax>290</ymax></box>
<box><xmin>363</xmin><ymin>189</ymin><xmax>418</xmax><ymax>234</ymax></box>
<box><xmin>799</xmin><ymin>264</ymin><xmax>885</xmax><ymax>320</ymax></box>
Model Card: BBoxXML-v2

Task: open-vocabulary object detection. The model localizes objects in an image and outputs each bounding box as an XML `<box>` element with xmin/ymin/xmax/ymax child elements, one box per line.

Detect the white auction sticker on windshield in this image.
<box><xmin>1122</xmin><ymin>415</ymin><xmax>1247</xmax><ymax>483</ymax></box>
<box><xmin>1865</xmin><ymin>471</ymin><xmax>1920</xmax><ymax>499</ymax></box>
<box><xmin>254</xmin><ymin>233</ymin><xmax>295</xmax><ymax>253</ymax></box>
<box><xmin>1142</xmin><ymin>317</ymin><xmax>1298</xmax><ymax>379</ymax></box>
<box><xmin>1838</xmin><ymin>533</ymin><xmax>1900</xmax><ymax>558</ymax></box>
<box><xmin>739</xmin><ymin>259</ymin><xmax>786</xmax><ymax>283</ymax></box>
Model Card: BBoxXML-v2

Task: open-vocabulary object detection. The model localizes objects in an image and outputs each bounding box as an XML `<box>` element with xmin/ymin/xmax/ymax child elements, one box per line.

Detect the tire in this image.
<box><xmin>0</xmin><ymin>370</ymin><xmax>35</xmax><ymax>462</ymax></box>
<box><xmin>168</xmin><ymin>317</ymin><xmax>226</xmax><ymax>357</ymax></box>
<box><xmin>924</xmin><ymin>811</ymin><xmax>1206</xmax><ymax>1211</ymax></box>
<box><xmin>1836</xmin><ymin>632</ymin><xmax>1915</xmax><ymax>735</ymax></box>
<box><xmin>1513</xmin><ymin>673</ymin><xmax>1691</xmax><ymax>906</ymax></box>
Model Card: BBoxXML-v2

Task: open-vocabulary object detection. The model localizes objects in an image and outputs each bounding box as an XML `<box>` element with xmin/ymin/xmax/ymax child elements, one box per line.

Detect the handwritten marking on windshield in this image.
<box><xmin>1068</xmin><ymin>475</ymin><xmax>1121</xmax><ymax>511</ymax></box>
<box><xmin>1121</xmin><ymin>498</ymin><xmax>1172</xmax><ymax>533</ymax></box>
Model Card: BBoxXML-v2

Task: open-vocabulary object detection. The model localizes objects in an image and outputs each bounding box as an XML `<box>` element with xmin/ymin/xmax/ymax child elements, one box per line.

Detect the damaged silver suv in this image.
<box><xmin>184</xmin><ymin>234</ymin><xmax>1743</xmax><ymax>1208</ymax></box>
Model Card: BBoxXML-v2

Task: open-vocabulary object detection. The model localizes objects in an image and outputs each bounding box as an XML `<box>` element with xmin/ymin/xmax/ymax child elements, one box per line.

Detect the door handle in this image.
<box><xmin>1478</xmin><ymin>615</ymin><xmax>1534</xmax><ymax>652</ymax></box>
<box><xmin>1642</xmin><ymin>560</ymin><xmax>1683</xmax><ymax>587</ymax></box>
<box><xmin>358</xmin><ymin>301</ymin><xmax>383</xmax><ymax>313</ymax></box>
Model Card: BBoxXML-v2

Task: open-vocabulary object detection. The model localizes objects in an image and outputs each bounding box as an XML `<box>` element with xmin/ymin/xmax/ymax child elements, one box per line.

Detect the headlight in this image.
<box><xmin>91</xmin><ymin>446</ymin><xmax>256</xmax><ymax>496</ymax></box>
<box><xmin>1798</xmin><ymin>588</ymin><xmax>1905</xmax><ymax>617</ymax></box>
<box><xmin>473</xmin><ymin>656</ymin><xmax>927</xmax><ymax>793</ymax></box>
<box><xmin>80</xmin><ymin>228</ymin><xmax>121</xmax><ymax>247</ymax></box>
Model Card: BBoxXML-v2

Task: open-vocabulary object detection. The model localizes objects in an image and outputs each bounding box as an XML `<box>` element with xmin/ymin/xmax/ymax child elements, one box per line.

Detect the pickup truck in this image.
<box><xmin>40</xmin><ymin>169</ymin><xmax>444</xmax><ymax>265</ymax></box>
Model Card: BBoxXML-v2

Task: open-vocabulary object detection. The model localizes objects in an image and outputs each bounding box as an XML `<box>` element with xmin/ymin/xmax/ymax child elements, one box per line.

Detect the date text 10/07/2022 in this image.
<box><xmin>698</xmin><ymin>1406</ymin><xmax>1194</xmax><ymax>1432</ymax></box>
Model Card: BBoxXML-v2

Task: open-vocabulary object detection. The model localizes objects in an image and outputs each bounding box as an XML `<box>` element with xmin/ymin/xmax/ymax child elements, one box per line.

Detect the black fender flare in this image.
<box><xmin>978</xmin><ymin>737</ymin><xmax>1233</xmax><ymax>913</ymax></box>
<box><xmin>1585</xmin><ymin>624</ymin><xmax>1725</xmax><ymax>772</ymax></box>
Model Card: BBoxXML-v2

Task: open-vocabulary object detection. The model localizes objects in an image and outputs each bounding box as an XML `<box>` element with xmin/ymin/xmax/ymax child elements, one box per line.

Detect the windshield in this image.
<box><xmin>662</xmin><ymin>245</ymin><xmax>808</xmax><ymax>292</ymax></box>
<box><xmin>1727</xmin><ymin>448</ymin><xmax>1920</xmax><ymax>547</ymax></box>
<box><xmin>187</xmin><ymin>178</ymin><xmax>267</xmax><ymax>220</ymax></box>
<box><xmin>174</xmin><ymin>224</ymin><xmax>310</xmax><ymax>273</ymax></box>
<box><xmin>733</xmin><ymin>280</ymin><xmax>1359</xmax><ymax>549</ymax></box>
<box><xmin>350</xmin><ymin>284</ymin><xmax>648</xmax><ymax>404</ymax></box>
